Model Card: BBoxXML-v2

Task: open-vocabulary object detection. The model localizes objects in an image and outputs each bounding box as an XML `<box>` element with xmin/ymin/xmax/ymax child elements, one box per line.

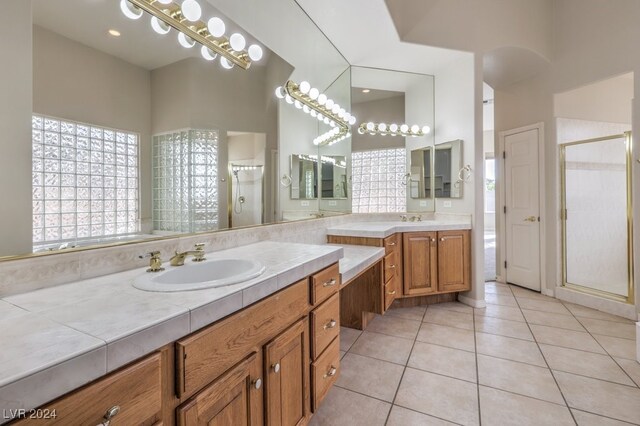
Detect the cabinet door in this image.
<box><xmin>438</xmin><ymin>230</ymin><xmax>471</xmax><ymax>293</ymax></box>
<box><xmin>403</xmin><ymin>232</ymin><xmax>438</xmax><ymax>296</ymax></box>
<box><xmin>177</xmin><ymin>353</ymin><xmax>263</xmax><ymax>426</ymax></box>
<box><xmin>264</xmin><ymin>318</ymin><xmax>310</xmax><ymax>426</ymax></box>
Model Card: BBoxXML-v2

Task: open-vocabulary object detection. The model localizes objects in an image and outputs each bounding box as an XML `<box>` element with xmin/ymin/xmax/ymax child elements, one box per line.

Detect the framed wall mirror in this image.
<box><xmin>434</xmin><ymin>139</ymin><xmax>464</xmax><ymax>199</ymax></box>
<box><xmin>409</xmin><ymin>147</ymin><xmax>432</xmax><ymax>199</ymax></box>
<box><xmin>290</xmin><ymin>154</ymin><xmax>318</xmax><ymax>200</ymax></box>
<box><xmin>320</xmin><ymin>156</ymin><xmax>348</xmax><ymax>199</ymax></box>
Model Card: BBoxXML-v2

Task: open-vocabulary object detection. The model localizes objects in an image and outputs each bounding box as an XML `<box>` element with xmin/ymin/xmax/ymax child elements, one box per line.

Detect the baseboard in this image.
<box><xmin>636</xmin><ymin>323</ymin><xmax>640</xmax><ymax>362</ymax></box>
<box><xmin>555</xmin><ymin>286</ymin><xmax>637</xmax><ymax>321</ymax></box>
<box><xmin>458</xmin><ymin>294</ymin><xmax>486</xmax><ymax>309</ymax></box>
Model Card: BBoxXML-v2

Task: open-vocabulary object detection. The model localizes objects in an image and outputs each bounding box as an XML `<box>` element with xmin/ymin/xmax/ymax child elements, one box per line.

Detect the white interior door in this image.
<box><xmin>505</xmin><ymin>129</ymin><xmax>541</xmax><ymax>291</ymax></box>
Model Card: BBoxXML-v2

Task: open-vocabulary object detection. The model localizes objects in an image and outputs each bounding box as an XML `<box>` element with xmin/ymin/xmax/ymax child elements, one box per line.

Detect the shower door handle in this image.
<box><xmin>524</xmin><ymin>216</ymin><xmax>537</xmax><ymax>222</ymax></box>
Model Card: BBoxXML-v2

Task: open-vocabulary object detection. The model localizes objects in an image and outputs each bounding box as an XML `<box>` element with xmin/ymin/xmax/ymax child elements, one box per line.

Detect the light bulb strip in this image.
<box><xmin>357</xmin><ymin>122</ymin><xmax>431</xmax><ymax>137</ymax></box>
<box><xmin>126</xmin><ymin>0</ymin><xmax>251</xmax><ymax>69</ymax></box>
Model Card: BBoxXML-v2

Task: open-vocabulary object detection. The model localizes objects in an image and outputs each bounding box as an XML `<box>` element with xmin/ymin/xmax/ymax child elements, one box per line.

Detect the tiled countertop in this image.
<box><xmin>330</xmin><ymin>244</ymin><xmax>385</xmax><ymax>286</ymax></box>
<box><xmin>326</xmin><ymin>219</ymin><xmax>472</xmax><ymax>239</ymax></box>
<box><xmin>0</xmin><ymin>241</ymin><xmax>342</xmax><ymax>416</ymax></box>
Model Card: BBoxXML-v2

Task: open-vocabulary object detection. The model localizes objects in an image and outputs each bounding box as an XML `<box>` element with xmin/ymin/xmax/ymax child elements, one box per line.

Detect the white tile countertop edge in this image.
<box><xmin>326</xmin><ymin>220</ymin><xmax>472</xmax><ymax>239</ymax></box>
<box><xmin>0</xmin><ymin>241</ymin><xmax>343</xmax><ymax>417</ymax></box>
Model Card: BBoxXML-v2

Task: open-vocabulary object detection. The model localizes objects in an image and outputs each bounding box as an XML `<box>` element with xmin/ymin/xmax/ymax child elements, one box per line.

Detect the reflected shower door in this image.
<box><xmin>561</xmin><ymin>134</ymin><xmax>632</xmax><ymax>301</ymax></box>
<box><xmin>230</xmin><ymin>165</ymin><xmax>264</xmax><ymax>228</ymax></box>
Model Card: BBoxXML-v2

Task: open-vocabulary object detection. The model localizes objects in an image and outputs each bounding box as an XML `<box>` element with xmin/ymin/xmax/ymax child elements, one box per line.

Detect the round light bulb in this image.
<box><xmin>366</xmin><ymin>122</ymin><xmax>375</xmax><ymax>131</ymax></box>
<box><xmin>151</xmin><ymin>16</ymin><xmax>170</xmax><ymax>34</ymax></box>
<box><xmin>400</xmin><ymin>124</ymin><xmax>409</xmax><ymax>133</ymax></box>
<box><xmin>317</xmin><ymin>94</ymin><xmax>327</xmax><ymax>105</ymax></box>
<box><xmin>325</xmin><ymin>99</ymin><xmax>334</xmax><ymax>109</ymax></box>
<box><xmin>294</xmin><ymin>100</ymin><xmax>302</xmax><ymax>109</ymax></box>
<box><xmin>389</xmin><ymin>123</ymin><xmax>399</xmax><ymax>133</ymax></box>
<box><xmin>157</xmin><ymin>0</ymin><xmax>172</xmax><ymax>3</ymax></box>
<box><xmin>310</xmin><ymin>110</ymin><xmax>317</xmax><ymax>117</ymax></box>
<box><xmin>317</xmin><ymin>114</ymin><xmax>324</xmax><ymax>121</ymax></box>
<box><xmin>303</xmin><ymin>105</ymin><xmax>310</xmax><ymax>113</ymax></box>
<box><xmin>285</xmin><ymin>95</ymin><xmax>294</xmax><ymax>104</ymax></box>
<box><xmin>309</xmin><ymin>88</ymin><xmax>319</xmax><ymax>100</ymax></box>
<box><xmin>411</xmin><ymin>124</ymin><xmax>420</xmax><ymax>134</ymax></box>
<box><xmin>229</xmin><ymin>33</ymin><xmax>246</xmax><ymax>51</ymax></box>
<box><xmin>379</xmin><ymin>123</ymin><xmax>387</xmax><ymax>132</ymax></box>
<box><xmin>323</xmin><ymin>117</ymin><xmax>330</xmax><ymax>124</ymax></box>
<box><xmin>207</xmin><ymin>17</ymin><xmax>225</xmax><ymax>37</ymax></box>
<box><xmin>422</xmin><ymin>125</ymin><xmax>431</xmax><ymax>134</ymax></box>
<box><xmin>339</xmin><ymin>108</ymin><xmax>346</xmax><ymax>118</ymax></box>
<box><xmin>120</xmin><ymin>0</ymin><xmax>143</xmax><ymax>19</ymax></box>
<box><xmin>329</xmin><ymin>121</ymin><xmax>336</xmax><ymax>127</ymax></box>
<box><xmin>349</xmin><ymin>116</ymin><xmax>356</xmax><ymax>125</ymax></box>
<box><xmin>181</xmin><ymin>0</ymin><xmax>202</xmax><ymax>21</ymax></box>
<box><xmin>344</xmin><ymin>112</ymin><xmax>351</xmax><ymax>121</ymax></box>
<box><xmin>178</xmin><ymin>32</ymin><xmax>195</xmax><ymax>48</ymax></box>
<box><xmin>220</xmin><ymin>56</ymin><xmax>234</xmax><ymax>69</ymax></box>
<box><xmin>299</xmin><ymin>81</ymin><xmax>311</xmax><ymax>94</ymax></box>
<box><xmin>248</xmin><ymin>44</ymin><xmax>263</xmax><ymax>61</ymax></box>
<box><xmin>275</xmin><ymin>86</ymin><xmax>285</xmax><ymax>99</ymax></box>
<box><xmin>331</xmin><ymin>104</ymin><xmax>340</xmax><ymax>114</ymax></box>
<box><xmin>200</xmin><ymin>45</ymin><xmax>217</xmax><ymax>61</ymax></box>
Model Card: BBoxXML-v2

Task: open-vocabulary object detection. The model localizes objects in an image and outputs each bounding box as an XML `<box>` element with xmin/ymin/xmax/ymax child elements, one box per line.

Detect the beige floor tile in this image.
<box><xmin>336</xmin><ymin>353</ymin><xmax>405</xmax><ymax>402</ymax></box>
<box><xmin>484</xmin><ymin>292</ymin><xmax>518</xmax><ymax>307</ymax></box>
<box><xmin>564</xmin><ymin>303</ymin><xmax>634</xmax><ymax>324</ymax></box>
<box><xmin>522</xmin><ymin>309</ymin><xmax>585</xmax><ymax>331</ymax></box>
<box><xmin>408</xmin><ymin>341</ymin><xmax>477</xmax><ymax>382</ymax></box>
<box><xmin>423</xmin><ymin>308</ymin><xmax>474</xmax><ymax>330</ymax></box>
<box><xmin>476</xmin><ymin>332</ymin><xmax>546</xmax><ymax>367</ymax></box>
<box><xmin>578</xmin><ymin>317</ymin><xmax>636</xmax><ymax>340</ymax></box>
<box><xmin>340</xmin><ymin>326</ymin><xmax>362</xmax><ymax>351</ymax></box>
<box><xmin>571</xmin><ymin>409</ymin><xmax>637</xmax><ymax>426</ymax></box>
<box><xmin>366</xmin><ymin>314</ymin><xmax>421</xmax><ymax>340</ymax></box>
<box><xmin>474</xmin><ymin>315</ymin><xmax>534</xmax><ymax>341</ymax></box>
<box><xmin>615</xmin><ymin>357</ymin><xmax>640</xmax><ymax>387</ymax></box>
<box><xmin>349</xmin><ymin>331</ymin><xmax>414</xmax><ymax>365</ymax></box>
<box><xmin>477</xmin><ymin>354</ymin><xmax>564</xmax><ymax>404</ymax></box>
<box><xmin>530</xmin><ymin>324</ymin><xmax>606</xmax><ymax>354</ymax></box>
<box><xmin>517</xmin><ymin>297</ymin><xmax>571</xmax><ymax>315</ymax></box>
<box><xmin>416</xmin><ymin>323</ymin><xmax>476</xmax><ymax>352</ymax></box>
<box><xmin>429</xmin><ymin>302</ymin><xmax>474</xmax><ymax>314</ymax></box>
<box><xmin>510</xmin><ymin>286</ymin><xmax>560</xmax><ymax>302</ymax></box>
<box><xmin>386</xmin><ymin>305</ymin><xmax>427</xmax><ymax>321</ymax></box>
<box><xmin>474</xmin><ymin>304</ymin><xmax>525</xmax><ymax>322</ymax></box>
<box><xmin>485</xmin><ymin>282</ymin><xmax>512</xmax><ymax>295</ymax></box>
<box><xmin>594</xmin><ymin>334</ymin><xmax>637</xmax><ymax>360</ymax></box>
<box><xmin>540</xmin><ymin>344</ymin><xmax>635</xmax><ymax>386</ymax></box>
<box><xmin>386</xmin><ymin>405</ymin><xmax>457</xmax><ymax>426</ymax></box>
<box><xmin>395</xmin><ymin>368</ymin><xmax>479</xmax><ymax>425</ymax></box>
<box><xmin>479</xmin><ymin>386</ymin><xmax>574</xmax><ymax>426</ymax></box>
<box><xmin>309</xmin><ymin>386</ymin><xmax>390</xmax><ymax>426</ymax></box>
<box><xmin>555</xmin><ymin>371</ymin><xmax>640</xmax><ymax>424</ymax></box>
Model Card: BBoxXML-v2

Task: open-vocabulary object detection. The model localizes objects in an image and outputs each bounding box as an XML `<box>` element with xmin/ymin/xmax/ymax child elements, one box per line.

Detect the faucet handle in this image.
<box><xmin>194</xmin><ymin>243</ymin><xmax>205</xmax><ymax>251</ymax></box>
<box><xmin>139</xmin><ymin>251</ymin><xmax>164</xmax><ymax>273</ymax></box>
<box><xmin>193</xmin><ymin>243</ymin><xmax>206</xmax><ymax>262</ymax></box>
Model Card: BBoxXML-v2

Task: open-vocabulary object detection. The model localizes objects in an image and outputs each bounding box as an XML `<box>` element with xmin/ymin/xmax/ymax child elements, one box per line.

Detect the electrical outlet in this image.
<box><xmin>419</xmin><ymin>200</ymin><xmax>427</xmax><ymax>207</ymax></box>
<box><xmin>329</xmin><ymin>200</ymin><xmax>337</xmax><ymax>206</ymax></box>
<box><xmin>443</xmin><ymin>200</ymin><xmax>452</xmax><ymax>208</ymax></box>
<box><xmin>301</xmin><ymin>201</ymin><xmax>310</xmax><ymax>207</ymax></box>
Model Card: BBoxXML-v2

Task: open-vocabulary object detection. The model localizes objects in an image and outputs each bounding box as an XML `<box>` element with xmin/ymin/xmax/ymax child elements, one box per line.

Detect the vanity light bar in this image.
<box><xmin>231</xmin><ymin>165</ymin><xmax>261</xmax><ymax>171</ymax></box>
<box><xmin>357</xmin><ymin>122</ymin><xmax>431</xmax><ymax>137</ymax></box>
<box><xmin>121</xmin><ymin>0</ymin><xmax>263</xmax><ymax>70</ymax></box>
<box><xmin>298</xmin><ymin>154</ymin><xmax>343</xmax><ymax>165</ymax></box>
<box><xmin>275</xmin><ymin>80</ymin><xmax>356</xmax><ymax>146</ymax></box>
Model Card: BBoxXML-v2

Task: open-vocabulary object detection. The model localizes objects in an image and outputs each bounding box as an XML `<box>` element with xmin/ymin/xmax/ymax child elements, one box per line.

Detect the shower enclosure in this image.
<box><xmin>229</xmin><ymin>164</ymin><xmax>264</xmax><ymax>228</ymax></box>
<box><xmin>560</xmin><ymin>132</ymin><xmax>634</xmax><ymax>302</ymax></box>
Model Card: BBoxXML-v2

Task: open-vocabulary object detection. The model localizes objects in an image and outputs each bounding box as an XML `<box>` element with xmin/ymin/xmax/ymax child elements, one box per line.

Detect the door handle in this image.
<box><xmin>524</xmin><ymin>216</ymin><xmax>537</xmax><ymax>222</ymax></box>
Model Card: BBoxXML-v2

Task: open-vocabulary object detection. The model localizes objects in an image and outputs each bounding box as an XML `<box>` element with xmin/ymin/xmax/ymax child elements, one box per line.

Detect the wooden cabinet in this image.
<box><xmin>310</xmin><ymin>263</ymin><xmax>340</xmax><ymax>305</ymax></box>
<box><xmin>311</xmin><ymin>337</ymin><xmax>340</xmax><ymax>411</ymax></box>
<box><xmin>264</xmin><ymin>318</ymin><xmax>310</xmax><ymax>426</ymax></box>
<box><xmin>177</xmin><ymin>353</ymin><xmax>263</xmax><ymax>426</ymax></box>
<box><xmin>437</xmin><ymin>230</ymin><xmax>471</xmax><ymax>293</ymax></box>
<box><xmin>383</xmin><ymin>234</ymin><xmax>402</xmax><ymax>309</ymax></box>
<box><xmin>310</xmin><ymin>292</ymin><xmax>340</xmax><ymax>359</ymax></box>
<box><xmin>403</xmin><ymin>232</ymin><xmax>438</xmax><ymax>296</ymax></box>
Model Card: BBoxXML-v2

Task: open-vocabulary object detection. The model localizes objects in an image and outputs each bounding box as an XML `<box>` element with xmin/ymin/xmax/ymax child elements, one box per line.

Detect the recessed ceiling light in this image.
<box><xmin>362</xmin><ymin>89</ymin><xmax>370</xmax><ymax>93</ymax></box>
<box><xmin>108</xmin><ymin>29</ymin><xmax>121</xmax><ymax>37</ymax></box>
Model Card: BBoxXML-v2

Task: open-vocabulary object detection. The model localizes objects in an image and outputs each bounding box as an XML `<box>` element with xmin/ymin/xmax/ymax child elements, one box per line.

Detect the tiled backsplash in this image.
<box><xmin>0</xmin><ymin>212</ymin><xmax>467</xmax><ymax>297</ymax></box>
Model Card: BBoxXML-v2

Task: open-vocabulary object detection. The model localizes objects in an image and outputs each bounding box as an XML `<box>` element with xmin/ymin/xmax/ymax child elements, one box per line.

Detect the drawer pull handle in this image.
<box><xmin>323</xmin><ymin>278</ymin><xmax>337</xmax><ymax>287</ymax></box>
<box><xmin>431</xmin><ymin>238</ymin><xmax>436</xmax><ymax>243</ymax></box>
<box><xmin>387</xmin><ymin>242</ymin><xmax>396</xmax><ymax>246</ymax></box>
<box><xmin>272</xmin><ymin>363</ymin><xmax>281</xmax><ymax>373</ymax></box>
<box><xmin>387</xmin><ymin>290</ymin><xmax>397</xmax><ymax>295</ymax></box>
<box><xmin>389</xmin><ymin>264</ymin><xmax>396</xmax><ymax>269</ymax></box>
<box><xmin>97</xmin><ymin>406</ymin><xmax>120</xmax><ymax>426</ymax></box>
<box><xmin>252</xmin><ymin>378</ymin><xmax>262</xmax><ymax>390</ymax></box>
<box><xmin>323</xmin><ymin>366</ymin><xmax>337</xmax><ymax>379</ymax></box>
<box><xmin>324</xmin><ymin>319</ymin><xmax>337</xmax><ymax>330</ymax></box>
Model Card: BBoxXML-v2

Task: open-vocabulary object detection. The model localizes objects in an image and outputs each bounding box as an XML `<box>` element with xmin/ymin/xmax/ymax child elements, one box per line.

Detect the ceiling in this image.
<box><xmin>32</xmin><ymin>0</ymin><xmax>270</xmax><ymax>71</ymax></box>
<box><xmin>352</xmin><ymin>88</ymin><xmax>404</xmax><ymax>104</ymax></box>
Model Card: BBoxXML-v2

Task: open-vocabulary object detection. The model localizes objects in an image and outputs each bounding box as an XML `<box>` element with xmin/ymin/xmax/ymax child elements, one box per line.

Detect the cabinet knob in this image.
<box><xmin>440</xmin><ymin>237</ymin><xmax>445</xmax><ymax>242</ymax></box>
<box><xmin>323</xmin><ymin>278</ymin><xmax>337</xmax><ymax>287</ymax></box>
<box><xmin>323</xmin><ymin>366</ymin><xmax>337</xmax><ymax>379</ymax></box>
<box><xmin>323</xmin><ymin>319</ymin><xmax>337</xmax><ymax>330</ymax></box>
<box><xmin>272</xmin><ymin>363</ymin><xmax>281</xmax><ymax>373</ymax></box>
<box><xmin>431</xmin><ymin>238</ymin><xmax>436</xmax><ymax>243</ymax></box>
<box><xmin>97</xmin><ymin>406</ymin><xmax>120</xmax><ymax>426</ymax></box>
<box><xmin>389</xmin><ymin>264</ymin><xmax>396</xmax><ymax>269</ymax></box>
<box><xmin>252</xmin><ymin>378</ymin><xmax>262</xmax><ymax>390</ymax></box>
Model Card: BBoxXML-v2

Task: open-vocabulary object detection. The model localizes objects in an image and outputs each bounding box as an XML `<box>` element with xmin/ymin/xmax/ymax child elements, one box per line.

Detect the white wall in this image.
<box><xmin>0</xmin><ymin>0</ymin><xmax>32</xmax><ymax>257</ymax></box>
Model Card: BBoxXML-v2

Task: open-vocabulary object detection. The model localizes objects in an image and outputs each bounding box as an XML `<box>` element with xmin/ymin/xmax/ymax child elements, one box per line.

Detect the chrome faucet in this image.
<box><xmin>170</xmin><ymin>243</ymin><xmax>206</xmax><ymax>266</ymax></box>
<box><xmin>409</xmin><ymin>215</ymin><xmax>422</xmax><ymax>222</ymax></box>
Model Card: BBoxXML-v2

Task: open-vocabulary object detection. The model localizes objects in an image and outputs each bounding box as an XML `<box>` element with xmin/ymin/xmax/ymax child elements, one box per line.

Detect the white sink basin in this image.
<box><xmin>133</xmin><ymin>258</ymin><xmax>266</xmax><ymax>292</ymax></box>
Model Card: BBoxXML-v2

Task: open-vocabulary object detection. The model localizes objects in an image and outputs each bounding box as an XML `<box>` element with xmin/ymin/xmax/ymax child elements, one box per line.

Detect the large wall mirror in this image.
<box><xmin>1</xmin><ymin>0</ymin><xmax>350</xmax><ymax>258</ymax></box>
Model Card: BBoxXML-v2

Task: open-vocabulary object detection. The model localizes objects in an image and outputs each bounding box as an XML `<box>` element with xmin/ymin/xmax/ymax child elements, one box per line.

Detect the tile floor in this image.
<box><xmin>310</xmin><ymin>282</ymin><xmax>640</xmax><ymax>426</ymax></box>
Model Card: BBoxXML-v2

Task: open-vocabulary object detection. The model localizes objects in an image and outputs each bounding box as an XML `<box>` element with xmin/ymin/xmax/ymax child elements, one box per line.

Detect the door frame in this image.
<box><xmin>497</xmin><ymin>122</ymin><xmax>547</xmax><ymax>294</ymax></box>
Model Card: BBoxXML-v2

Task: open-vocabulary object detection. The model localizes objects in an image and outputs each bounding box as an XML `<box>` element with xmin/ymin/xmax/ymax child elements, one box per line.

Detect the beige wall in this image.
<box><xmin>33</xmin><ymin>26</ymin><xmax>153</xmax><ymax>229</ymax></box>
<box><xmin>351</xmin><ymin>95</ymin><xmax>405</xmax><ymax>152</ymax></box>
<box><xmin>0</xmin><ymin>0</ymin><xmax>33</xmax><ymax>256</ymax></box>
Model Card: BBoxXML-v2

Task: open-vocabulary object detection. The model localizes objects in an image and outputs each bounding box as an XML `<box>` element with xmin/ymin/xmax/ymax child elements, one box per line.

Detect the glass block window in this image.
<box><xmin>32</xmin><ymin>115</ymin><xmax>139</xmax><ymax>247</ymax></box>
<box><xmin>351</xmin><ymin>148</ymin><xmax>407</xmax><ymax>213</ymax></box>
<box><xmin>153</xmin><ymin>129</ymin><xmax>218</xmax><ymax>233</ymax></box>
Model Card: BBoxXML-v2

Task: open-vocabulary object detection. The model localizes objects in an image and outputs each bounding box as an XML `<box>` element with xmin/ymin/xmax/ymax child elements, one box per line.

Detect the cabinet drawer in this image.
<box><xmin>311</xmin><ymin>337</ymin><xmax>340</xmax><ymax>412</ymax></box>
<box><xmin>383</xmin><ymin>252</ymin><xmax>398</xmax><ymax>283</ymax></box>
<box><xmin>176</xmin><ymin>279</ymin><xmax>310</xmax><ymax>398</ymax></box>
<box><xmin>310</xmin><ymin>292</ymin><xmax>340</xmax><ymax>359</ymax></box>
<box><xmin>310</xmin><ymin>263</ymin><xmax>340</xmax><ymax>306</ymax></box>
<box><xmin>384</xmin><ymin>280</ymin><xmax>398</xmax><ymax>311</ymax></box>
<box><xmin>383</xmin><ymin>234</ymin><xmax>400</xmax><ymax>255</ymax></box>
<box><xmin>16</xmin><ymin>353</ymin><xmax>162</xmax><ymax>426</ymax></box>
